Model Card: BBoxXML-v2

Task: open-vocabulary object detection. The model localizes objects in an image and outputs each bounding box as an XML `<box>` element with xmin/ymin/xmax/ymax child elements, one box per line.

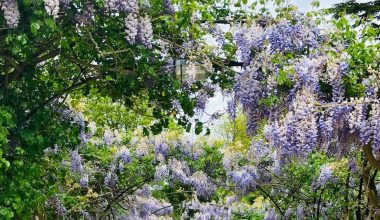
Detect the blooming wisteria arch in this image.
<box><xmin>1</xmin><ymin>0</ymin><xmax>380</xmax><ymax>219</ymax></box>
<box><xmin>231</xmin><ymin>10</ymin><xmax>380</xmax><ymax>219</ymax></box>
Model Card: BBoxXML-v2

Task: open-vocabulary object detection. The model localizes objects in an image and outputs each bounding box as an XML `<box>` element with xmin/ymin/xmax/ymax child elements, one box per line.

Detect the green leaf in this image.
<box><xmin>195</xmin><ymin>122</ymin><xmax>203</xmax><ymax>135</ymax></box>
<box><xmin>311</xmin><ymin>0</ymin><xmax>320</xmax><ymax>7</ymax></box>
<box><xmin>0</xmin><ymin>208</ymin><xmax>14</xmax><ymax>219</ymax></box>
<box><xmin>30</xmin><ymin>22</ymin><xmax>40</xmax><ymax>35</ymax></box>
<box><xmin>44</xmin><ymin>18</ymin><xmax>57</xmax><ymax>30</ymax></box>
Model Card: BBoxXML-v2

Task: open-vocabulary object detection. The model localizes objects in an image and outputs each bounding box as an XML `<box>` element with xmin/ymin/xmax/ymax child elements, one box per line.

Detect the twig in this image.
<box><xmin>257</xmin><ymin>185</ymin><xmax>284</xmax><ymax>216</ymax></box>
<box><xmin>17</xmin><ymin>76</ymin><xmax>98</xmax><ymax>128</ymax></box>
<box><xmin>151</xmin><ymin>205</ymin><xmax>172</xmax><ymax>215</ymax></box>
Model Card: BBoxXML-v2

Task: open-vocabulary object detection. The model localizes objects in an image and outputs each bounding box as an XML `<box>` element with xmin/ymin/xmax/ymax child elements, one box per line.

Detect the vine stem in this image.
<box><xmin>257</xmin><ymin>185</ymin><xmax>284</xmax><ymax>216</ymax></box>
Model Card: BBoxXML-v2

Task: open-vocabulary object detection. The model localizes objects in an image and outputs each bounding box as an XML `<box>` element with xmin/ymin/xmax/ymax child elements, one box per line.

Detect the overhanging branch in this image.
<box><xmin>363</xmin><ymin>144</ymin><xmax>380</xmax><ymax>170</ymax></box>
<box><xmin>17</xmin><ymin>76</ymin><xmax>99</xmax><ymax>129</ymax></box>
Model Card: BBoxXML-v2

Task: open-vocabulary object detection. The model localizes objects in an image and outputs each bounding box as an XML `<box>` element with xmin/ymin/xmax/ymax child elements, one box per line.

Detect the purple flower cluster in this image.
<box><xmin>122</xmin><ymin>189</ymin><xmax>173</xmax><ymax>219</ymax></box>
<box><xmin>227</xmin><ymin>98</ymin><xmax>237</xmax><ymax>121</ymax></box>
<box><xmin>57</xmin><ymin>105</ymin><xmax>85</xmax><ymax>128</ymax></box>
<box><xmin>195</xmin><ymin>91</ymin><xmax>209</xmax><ymax>112</ymax></box>
<box><xmin>1</xmin><ymin>0</ymin><xmax>20</xmax><ymax>28</ymax></box>
<box><xmin>190</xmin><ymin>171</ymin><xmax>216</xmax><ymax>199</ymax></box>
<box><xmin>233</xmin><ymin>66</ymin><xmax>265</xmax><ymax>134</ymax></box>
<box><xmin>264</xmin><ymin>208</ymin><xmax>279</xmax><ymax>220</ymax></box>
<box><xmin>50</xmin><ymin>196</ymin><xmax>67</xmax><ymax>217</ymax></box>
<box><xmin>370</xmin><ymin>102</ymin><xmax>380</xmax><ymax>155</ymax></box>
<box><xmin>284</xmin><ymin>207</ymin><xmax>292</xmax><ymax>220</ymax></box>
<box><xmin>234</xmin><ymin>24</ymin><xmax>265</xmax><ymax>63</ymax></box>
<box><xmin>154</xmin><ymin>163</ymin><xmax>169</xmax><ymax>181</ymax></box>
<box><xmin>234</xmin><ymin>15</ymin><xmax>323</xmax><ymax>64</ymax></box>
<box><xmin>44</xmin><ymin>0</ymin><xmax>59</xmax><ymax>19</ymax></box>
<box><xmin>120</xmin><ymin>0</ymin><xmax>139</xmax><ymax>13</ymax></box>
<box><xmin>294</xmin><ymin>57</ymin><xmax>324</xmax><ymax>93</ymax></box>
<box><xmin>103</xmin><ymin>128</ymin><xmax>114</xmax><ymax>146</ymax></box>
<box><xmin>154</xmin><ymin>138</ymin><xmax>170</xmax><ymax>160</ymax></box>
<box><xmin>164</xmin><ymin>56</ymin><xmax>175</xmax><ymax>74</ymax></box>
<box><xmin>137</xmin><ymin>15</ymin><xmax>153</xmax><ymax>48</ymax></box>
<box><xmin>114</xmin><ymin>147</ymin><xmax>131</xmax><ymax>165</ymax></box>
<box><xmin>229</xmin><ymin>166</ymin><xmax>258</xmax><ymax>195</ymax></box>
<box><xmin>168</xmin><ymin>158</ymin><xmax>191</xmax><ymax>184</ymax></box>
<box><xmin>262</xmin><ymin>88</ymin><xmax>318</xmax><ymax>157</ymax></box>
<box><xmin>327</xmin><ymin>61</ymin><xmax>348</xmax><ymax>102</ymax></box>
<box><xmin>163</xmin><ymin>0</ymin><xmax>175</xmax><ymax>15</ymax></box>
<box><xmin>296</xmin><ymin>205</ymin><xmax>304</xmax><ymax>219</ymax></box>
<box><xmin>124</xmin><ymin>13</ymin><xmax>138</xmax><ymax>45</ymax></box>
<box><xmin>183</xmin><ymin>197</ymin><xmax>232</xmax><ymax>220</ymax></box>
<box><xmin>318</xmin><ymin>166</ymin><xmax>333</xmax><ymax>186</ymax></box>
<box><xmin>70</xmin><ymin>150</ymin><xmax>84</xmax><ymax>173</ymax></box>
<box><xmin>104</xmin><ymin>170</ymin><xmax>119</xmax><ymax>189</ymax></box>
<box><xmin>267</xmin><ymin>19</ymin><xmax>321</xmax><ymax>52</ymax></box>
<box><xmin>75</xmin><ymin>3</ymin><xmax>95</xmax><ymax>26</ymax></box>
<box><xmin>80</xmin><ymin>173</ymin><xmax>89</xmax><ymax>188</ymax></box>
<box><xmin>105</xmin><ymin>0</ymin><xmax>139</xmax><ymax>13</ymax></box>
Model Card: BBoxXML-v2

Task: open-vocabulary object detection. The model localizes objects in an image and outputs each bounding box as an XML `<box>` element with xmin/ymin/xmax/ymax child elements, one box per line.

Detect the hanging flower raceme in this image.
<box><xmin>137</xmin><ymin>15</ymin><xmax>153</xmax><ymax>48</ymax></box>
<box><xmin>70</xmin><ymin>150</ymin><xmax>84</xmax><ymax>173</ymax></box>
<box><xmin>154</xmin><ymin>163</ymin><xmax>169</xmax><ymax>181</ymax></box>
<box><xmin>125</xmin><ymin>13</ymin><xmax>139</xmax><ymax>45</ymax></box>
<box><xmin>190</xmin><ymin>171</ymin><xmax>216</xmax><ymax>199</ymax></box>
<box><xmin>44</xmin><ymin>0</ymin><xmax>59</xmax><ymax>18</ymax></box>
<box><xmin>1</xmin><ymin>0</ymin><xmax>20</xmax><ymax>28</ymax></box>
<box><xmin>163</xmin><ymin>0</ymin><xmax>175</xmax><ymax>15</ymax></box>
<box><xmin>114</xmin><ymin>147</ymin><xmax>131</xmax><ymax>169</ymax></box>
<box><xmin>228</xmin><ymin>166</ymin><xmax>258</xmax><ymax>195</ymax></box>
<box><xmin>318</xmin><ymin>165</ymin><xmax>334</xmax><ymax>187</ymax></box>
<box><xmin>120</xmin><ymin>0</ymin><xmax>139</xmax><ymax>13</ymax></box>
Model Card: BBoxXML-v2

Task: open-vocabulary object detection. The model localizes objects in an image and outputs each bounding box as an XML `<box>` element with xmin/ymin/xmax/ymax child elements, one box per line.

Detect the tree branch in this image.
<box><xmin>17</xmin><ymin>76</ymin><xmax>98</xmax><ymax>129</ymax></box>
<box><xmin>151</xmin><ymin>205</ymin><xmax>172</xmax><ymax>215</ymax></box>
<box><xmin>257</xmin><ymin>185</ymin><xmax>284</xmax><ymax>216</ymax></box>
<box><xmin>363</xmin><ymin>144</ymin><xmax>380</xmax><ymax>170</ymax></box>
<box><xmin>33</xmin><ymin>49</ymin><xmax>61</xmax><ymax>64</ymax></box>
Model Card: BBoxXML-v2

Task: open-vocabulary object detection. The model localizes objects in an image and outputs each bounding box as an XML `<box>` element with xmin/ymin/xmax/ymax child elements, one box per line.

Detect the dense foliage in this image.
<box><xmin>1</xmin><ymin>0</ymin><xmax>380</xmax><ymax>219</ymax></box>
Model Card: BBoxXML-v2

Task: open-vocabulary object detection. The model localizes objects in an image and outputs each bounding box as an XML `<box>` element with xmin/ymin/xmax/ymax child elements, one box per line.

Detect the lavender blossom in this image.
<box><xmin>284</xmin><ymin>207</ymin><xmax>292</xmax><ymax>220</ymax></box>
<box><xmin>370</xmin><ymin>102</ymin><xmax>380</xmax><ymax>155</ymax></box>
<box><xmin>227</xmin><ymin>98</ymin><xmax>237</xmax><ymax>121</ymax></box>
<box><xmin>70</xmin><ymin>150</ymin><xmax>84</xmax><ymax>173</ymax></box>
<box><xmin>190</xmin><ymin>171</ymin><xmax>216</xmax><ymax>199</ymax></box>
<box><xmin>137</xmin><ymin>15</ymin><xmax>153</xmax><ymax>48</ymax></box>
<box><xmin>154</xmin><ymin>138</ymin><xmax>170</xmax><ymax>159</ymax></box>
<box><xmin>50</xmin><ymin>197</ymin><xmax>67</xmax><ymax>217</ymax></box>
<box><xmin>195</xmin><ymin>92</ymin><xmax>209</xmax><ymax>111</ymax></box>
<box><xmin>154</xmin><ymin>163</ymin><xmax>169</xmax><ymax>181</ymax></box>
<box><xmin>120</xmin><ymin>0</ymin><xmax>139</xmax><ymax>13</ymax></box>
<box><xmin>169</xmin><ymin>158</ymin><xmax>191</xmax><ymax>184</ymax></box>
<box><xmin>296</xmin><ymin>205</ymin><xmax>304</xmax><ymax>219</ymax></box>
<box><xmin>103</xmin><ymin>128</ymin><xmax>114</xmax><ymax>146</ymax></box>
<box><xmin>44</xmin><ymin>0</ymin><xmax>59</xmax><ymax>18</ymax></box>
<box><xmin>164</xmin><ymin>56</ymin><xmax>175</xmax><ymax>74</ymax></box>
<box><xmin>1</xmin><ymin>0</ymin><xmax>20</xmax><ymax>28</ymax></box>
<box><xmin>113</xmin><ymin>129</ymin><xmax>123</xmax><ymax>146</ymax></box>
<box><xmin>125</xmin><ymin>13</ymin><xmax>138</xmax><ymax>45</ymax></box>
<box><xmin>234</xmin><ymin>24</ymin><xmax>264</xmax><ymax>63</ymax></box>
<box><xmin>80</xmin><ymin>173</ymin><xmax>89</xmax><ymax>188</ymax></box>
<box><xmin>114</xmin><ymin>147</ymin><xmax>131</xmax><ymax>164</ymax></box>
<box><xmin>264</xmin><ymin>208</ymin><xmax>279</xmax><ymax>220</ymax></box>
<box><xmin>163</xmin><ymin>0</ymin><xmax>175</xmax><ymax>15</ymax></box>
<box><xmin>229</xmin><ymin>166</ymin><xmax>258</xmax><ymax>194</ymax></box>
<box><xmin>319</xmin><ymin>166</ymin><xmax>333</xmax><ymax>186</ymax></box>
<box><xmin>104</xmin><ymin>171</ymin><xmax>118</xmax><ymax>188</ymax></box>
<box><xmin>76</xmin><ymin>4</ymin><xmax>95</xmax><ymax>26</ymax></box>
